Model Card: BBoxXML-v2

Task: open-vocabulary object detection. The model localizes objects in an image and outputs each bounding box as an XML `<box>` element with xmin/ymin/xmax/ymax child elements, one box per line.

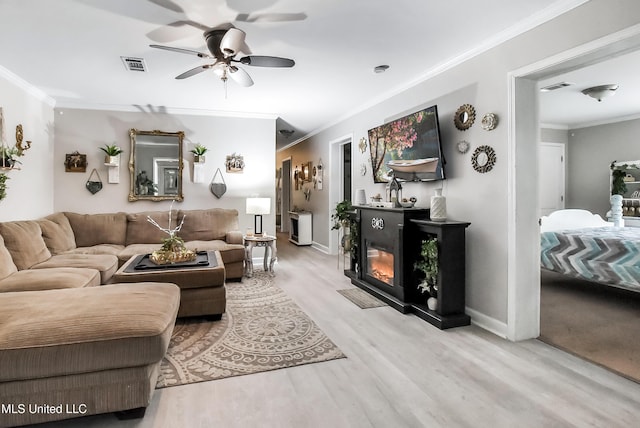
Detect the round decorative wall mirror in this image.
<box><xmin>471</xmin><ymin>145</ymin><xmax>496</xmax><ymax>173</ymax></box>
<box><xmin>454</xmin><ymin>104</ymin><xmax>476</xmax><ymax>131</ymax></box>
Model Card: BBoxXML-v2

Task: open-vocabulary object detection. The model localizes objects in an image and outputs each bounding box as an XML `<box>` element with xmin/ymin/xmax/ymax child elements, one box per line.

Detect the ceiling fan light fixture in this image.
<box><xmin>581</xmin><ymin>84</ymin><xmax>619</xmax><ymax>102</ymax></box>
<box><xmin>220</xmin><ymin>28</ymin><xmax>246</xmax><ymax>58</ymax></box>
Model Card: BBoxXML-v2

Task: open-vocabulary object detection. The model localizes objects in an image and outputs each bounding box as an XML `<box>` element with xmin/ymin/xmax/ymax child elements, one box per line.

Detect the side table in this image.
<box><xmin>244</xmin><ymin>235</ymin><xmax>277</xmax><ymax>277</ymax></box>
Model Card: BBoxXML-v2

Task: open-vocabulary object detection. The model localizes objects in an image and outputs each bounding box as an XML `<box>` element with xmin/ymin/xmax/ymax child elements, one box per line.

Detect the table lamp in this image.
<box><xmin>246</xmin><ymin>197</ymin><xmax>270</xmax><ymax>235</ymax></box>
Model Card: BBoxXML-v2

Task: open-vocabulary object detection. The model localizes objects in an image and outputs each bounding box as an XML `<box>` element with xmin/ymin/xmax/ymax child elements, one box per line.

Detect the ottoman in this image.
<box><xmin>113</xmin><ymin>250</ymin><xmax>226</xmax><ymax>318</ymax></box>
<box><xmin>0</xmin><ymin>282</ymin><xmax>180</xmax><ymax>427</ymax></box>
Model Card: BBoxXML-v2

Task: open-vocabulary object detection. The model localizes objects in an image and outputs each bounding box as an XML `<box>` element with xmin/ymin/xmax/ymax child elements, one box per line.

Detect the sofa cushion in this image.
<box><xmin>64</xmin><ymin>212</ymin><xmax>127</xmax><ymax>247</ymax></box>
<box><xmin>178</xmin><ymin>208</ymin><xmax>239</xmax><ymax>242</ymax></box>
<box><xmin>63</xmin><ymin>244</ymin><xmax>125</xmax><ymax>258</ymax></box>
<box><xmin>0</xmin><ymin>282</ymin><xmax>180</xmax><ymax>382</ymax></box>
<box><xmin>0</xmin><ymin>267</ymin><xmax>100</xmax><ymax>292</ymax></box>
<box><xmin>0</xmin><ymin>234</ymin><xmax>18</xmax><ymax>281</ymax></box>
<box><xmin>119</xmin><ymin>243</ymin><xmax>162</xmax><ymax>263</ymax></box>
<box><xmin>0</xmin><ymin>221</ymin><xmax>51</xmax><ymax>270</ymax></box>
<box><xmin>31</xmin><ymin>254</ymin><xmax>118</xmax><ymax>284</ymax></box>
<box><xmin>37</xmin><ymin>212</ymin><xmax>76</xmax><ymax>254</ymax></box>
<box><xmin>126</xmin><ymin>211</ymin><xmax>173</xmax><ymax>245</ymax></box>
<box><xmin>185</xmin><ymin>240</ymin><xmax>245</xmax><ymax>264</ymax></box>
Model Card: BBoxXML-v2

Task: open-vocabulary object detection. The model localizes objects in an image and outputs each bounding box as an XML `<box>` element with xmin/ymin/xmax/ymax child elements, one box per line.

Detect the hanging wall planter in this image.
<box><xmin>0</xmin><ymin>173</ymin><xmax>8</xmax><ymax>201</ymax></box>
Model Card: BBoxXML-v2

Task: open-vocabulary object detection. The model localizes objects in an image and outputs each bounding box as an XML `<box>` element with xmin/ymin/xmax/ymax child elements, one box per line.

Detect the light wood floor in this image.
<box><xmin>44</xmin><ymin>234</ymin><xmax>640</xmax><ymax>428</ymax></box>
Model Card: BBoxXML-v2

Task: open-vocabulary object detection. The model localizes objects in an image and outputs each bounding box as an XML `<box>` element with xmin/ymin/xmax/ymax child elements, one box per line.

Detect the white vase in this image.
<box><xmin>430</xmin><ymin>189</ymin><xmax>447</xmax><ymax>221</ymax></box>
<box><xmin>611</xmin><ymin>194</ymin><xmax>623</xmax><ymax>227</ymax></box>
<box><xmin>427</xmin><ymin>297</ymin><xmax>438</xmax><ymax>311</ymax></box>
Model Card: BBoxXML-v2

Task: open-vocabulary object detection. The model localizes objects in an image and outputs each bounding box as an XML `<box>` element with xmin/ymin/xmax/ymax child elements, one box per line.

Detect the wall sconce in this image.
<box><xmin>246</xmin><ymin>197</ymin><xmax>271</xmax><ymax>235</ymax></box>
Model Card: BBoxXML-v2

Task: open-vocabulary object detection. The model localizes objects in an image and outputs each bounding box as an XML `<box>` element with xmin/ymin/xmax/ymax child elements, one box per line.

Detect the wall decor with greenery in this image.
<box><xmin>0</xmin><ymin>173</ymin><xmax>9</xmax><ymax>201</ymax></box>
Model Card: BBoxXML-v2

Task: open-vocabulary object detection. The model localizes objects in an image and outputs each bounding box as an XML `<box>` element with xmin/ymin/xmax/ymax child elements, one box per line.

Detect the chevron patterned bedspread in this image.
<box><xmin>540</xmin><ymin>227</ymin><xmax>640</xmax><ymax>291</ymax></box>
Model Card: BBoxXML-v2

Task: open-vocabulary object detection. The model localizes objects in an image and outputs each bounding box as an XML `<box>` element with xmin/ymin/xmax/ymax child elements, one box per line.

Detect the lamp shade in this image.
<box><xmin>246</xmin><ymin>197</ymin><xmax>270</xmax><ymax>215</ymax></box>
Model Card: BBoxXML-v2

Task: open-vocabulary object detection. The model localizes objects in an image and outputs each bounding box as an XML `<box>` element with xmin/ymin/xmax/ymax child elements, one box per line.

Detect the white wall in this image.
<box><xmin>53</xmin><ymin>108</ymin><xmax>276</xmax><ymax>235</ymax></box>
<box><xmin>0</xmin><ymin>70</ymin><xmax>55</xmax><ymax>221</ymax></box>
<box><xmin>277</xmin><ymin>0</ymin><xmax>640</xmax><ymax>336</ymax></box>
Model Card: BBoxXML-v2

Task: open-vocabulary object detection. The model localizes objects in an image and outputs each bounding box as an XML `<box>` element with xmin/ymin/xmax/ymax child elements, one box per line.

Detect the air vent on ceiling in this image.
<box><xmin>540</xmin><ymin>82</ymin><xmax>573</xmax><ymax>92</ymax></box>
<box><xmin>121</xmin><ymin>56</ymin><xmax>147</xmax><ymax>72</ymax></box>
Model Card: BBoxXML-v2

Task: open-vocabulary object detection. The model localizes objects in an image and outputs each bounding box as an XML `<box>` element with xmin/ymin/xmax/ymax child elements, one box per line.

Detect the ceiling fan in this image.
<box><xmin>150</xmin><ymin>25</ymin><xmax>295</xmax><ymax>88</ymax></box>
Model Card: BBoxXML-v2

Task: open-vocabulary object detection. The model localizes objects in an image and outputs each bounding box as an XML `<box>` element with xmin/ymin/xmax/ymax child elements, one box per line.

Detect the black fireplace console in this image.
<box><xmin>345</xmin><ymin>206</ymin><xmax>470</xmax><ymax>329</ymax></box>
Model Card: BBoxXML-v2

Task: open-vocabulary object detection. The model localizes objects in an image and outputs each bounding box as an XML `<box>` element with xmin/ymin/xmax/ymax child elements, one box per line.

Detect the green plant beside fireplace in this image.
<box><xmin>331</xmin><ymin>200</ymin><xmax>358</xmax><ymax>253</ymax></box>
<box><xmin>414</xmin><ymin>238</ymin><xmax>438</xmax><ymax>295</ymax></box>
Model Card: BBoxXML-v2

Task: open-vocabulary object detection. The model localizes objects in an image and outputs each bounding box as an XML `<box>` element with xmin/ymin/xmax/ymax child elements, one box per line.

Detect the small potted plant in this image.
<box><xmin>414</xmin><ymin>238</ymin><xmax>439</xmax><ymax>311</ymax></box>
<box><xmin>190</xmin><ymin>144</ymin><xmax>208</xmax><ymax>163</ymax></box>
<box><xmin>100</xmin><ymin>144</ymin><xmax>123</xmax><ymax>165</ymax></box>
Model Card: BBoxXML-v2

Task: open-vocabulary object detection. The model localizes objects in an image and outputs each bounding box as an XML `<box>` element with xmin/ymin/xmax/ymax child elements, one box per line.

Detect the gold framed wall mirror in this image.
<box><xmin>128</xmin><ymin>129</ymin><xmax>185</xmax><ymax>202</ymax></box>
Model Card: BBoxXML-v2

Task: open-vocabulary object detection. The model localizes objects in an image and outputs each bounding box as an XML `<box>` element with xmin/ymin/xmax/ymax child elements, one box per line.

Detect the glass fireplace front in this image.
<box><xmin>366</xmin><ymin>243</ymin><xmax>394</xmax><ymax>287</ymax></box>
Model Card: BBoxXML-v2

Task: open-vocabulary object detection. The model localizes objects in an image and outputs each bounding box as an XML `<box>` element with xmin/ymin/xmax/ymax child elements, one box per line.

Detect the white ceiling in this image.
<box><xmin>539</xmin><ymin>48</ymin><xmax>640</xmax><ymax>129</ymax></box>
<box><xmin>0</xmin><ymin>0</ymin><xmax>601</xmax><ymax>148</ymax></box>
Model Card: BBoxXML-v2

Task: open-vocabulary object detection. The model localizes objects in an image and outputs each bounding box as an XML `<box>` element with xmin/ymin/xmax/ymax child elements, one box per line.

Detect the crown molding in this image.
<box><xmin>297</xmin><ymin>0</ymin><xmax>589</xmax><ymax>145</ymax></box>
<box><xmin>569</xmin><ymin>112</ymin><xmax>640</xmax><ymax>130</ymax></box>
<box><xmin>54</xmin><ymin>101</ymin><xmax>278</xmax><ymax>120</ymax></box>
<box><xmin>0</xmin><ymin>65</ymin><xmax>56</xmax><ymax>107</ymax></box>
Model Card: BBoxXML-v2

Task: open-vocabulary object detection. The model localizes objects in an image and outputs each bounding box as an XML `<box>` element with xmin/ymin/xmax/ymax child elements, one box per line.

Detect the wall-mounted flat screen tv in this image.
<box><xmin>367</xmin><ymin>105</ymin><xmax>445</xmax><ymax>183</ymax></box>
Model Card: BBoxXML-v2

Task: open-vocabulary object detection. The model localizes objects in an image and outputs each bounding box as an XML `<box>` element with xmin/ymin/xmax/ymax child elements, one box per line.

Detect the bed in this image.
<box><xmin>539</xmin><ymin>209</ymin><xmax>640</xmax><ymax>292</ymax></box>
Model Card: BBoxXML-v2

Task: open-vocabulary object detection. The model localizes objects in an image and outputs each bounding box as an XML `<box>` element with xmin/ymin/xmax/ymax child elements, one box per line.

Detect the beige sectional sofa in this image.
<box><xmin>0</xmin><ymin>207</ymin><xmax>245</xmax><ymax>426</ymax></box>
<box><xmin>0</xmin><ymin>282</ymin><xmax>180</xmax><ymax>427</ymax></box>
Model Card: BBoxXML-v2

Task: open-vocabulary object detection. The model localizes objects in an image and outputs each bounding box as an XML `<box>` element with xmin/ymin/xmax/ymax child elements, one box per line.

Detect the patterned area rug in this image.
<box><xmin>157</xmin><ymin>272</ymin><xmax>346</xmax><ymax>388</ymax></box>
<box><xmin>337</xmin><ymin>288</ymin><xmax>388</xmax><ymax>309</ymax></box>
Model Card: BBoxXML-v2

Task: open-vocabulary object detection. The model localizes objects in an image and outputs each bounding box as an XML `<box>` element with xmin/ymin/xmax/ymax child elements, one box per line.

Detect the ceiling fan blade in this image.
<box><xmin>147</xmin><ymin>20</ymin><xmax>212</xmax><ymax>43</ymax></box>
<box><xmin>175</xmin><ymin>64</ymin><xmax>211</xmax><ymax>79</ymax></box>
<box><xmin>150</xmin><ymin>44</ymin><xmax>212</xmax><ymax>58</ymax></box>
<box><xmin>238</xmin><ymin>56</ymin><xmax>295</xmax><ymax>68</ymax></box>
<box><xmin>148</xmin><ymin>0</ymin><xmax>185</xmax><ymax>14</ymax></box>
<box><xmin>228</xmin><ymin>66</ymin><xmax>254</xmax><ymax>87</ymax></box>
<box><xmin>220</xmin><ymin>28</ymin><xmax>246</xmax><ymax>58</ymax></box>
<box><xmin>235</xmin><ymin>12</ymin><xmax>307</xmax><ymax>23</ymax></box>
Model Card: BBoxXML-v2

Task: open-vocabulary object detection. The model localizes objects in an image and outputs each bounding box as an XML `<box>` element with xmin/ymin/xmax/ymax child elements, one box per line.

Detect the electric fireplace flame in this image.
<box><xmin>367</xmin><ymin>247</ymin><xmax>394</xmax><ymax>286</ymax></box>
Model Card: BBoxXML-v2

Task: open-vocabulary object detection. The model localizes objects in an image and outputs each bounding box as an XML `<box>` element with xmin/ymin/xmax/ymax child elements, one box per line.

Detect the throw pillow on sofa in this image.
<box><xmin>0</xmin><ymin>221</ymin><xmax>51</xmax><ymax>270</ymax></box>
<box><xmin>37</xmin><ymin>212</ymin><xmax>77</xmax><ymax>254</ymax></box>
<box><xmin>0</xmin><ymin>234</ymin><xmax>18</xmax><ymax>281</ymax></box>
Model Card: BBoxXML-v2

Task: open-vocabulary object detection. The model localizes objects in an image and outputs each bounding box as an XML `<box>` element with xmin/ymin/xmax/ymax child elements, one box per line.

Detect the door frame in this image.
<box><xmin>507</xmin><ymin>24</ymin><xmax>640</xmax><ymax>341</ymax></box>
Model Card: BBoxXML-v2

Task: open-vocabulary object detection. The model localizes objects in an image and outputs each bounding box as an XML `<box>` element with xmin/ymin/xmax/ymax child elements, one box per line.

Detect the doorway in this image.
<box><xmin>539</xmin><ymin>142</ymin><xmax>565</xmax><ymax>217</ymax></box>
<box><xmin>509</xmin><ymin>25</ymin><xmax>640</xmax><ymax>341</ymax></box>
<box><xmin>329</xmin><ymin>134</ymin><xmax>354</xmax><ymax>255</ymax></box>
<box><xmin>280</xmin><ymin>158</ymin><xmax>291</xmax><ymax>233</ymax></box>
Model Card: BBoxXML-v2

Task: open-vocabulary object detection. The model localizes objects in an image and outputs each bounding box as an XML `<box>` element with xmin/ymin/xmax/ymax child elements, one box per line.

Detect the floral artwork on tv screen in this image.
<box><xmin>367</xmin><ymin>105</ymin><xmax>445</xmax><ymax>183</ymax></box>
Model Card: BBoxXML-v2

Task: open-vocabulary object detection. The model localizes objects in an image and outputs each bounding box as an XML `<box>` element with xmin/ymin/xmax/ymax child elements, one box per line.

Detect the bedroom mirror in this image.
<box><xmin>128</xmin><ymin>129</ymin><xmax>185</xmax><ymax>202</ymax></box>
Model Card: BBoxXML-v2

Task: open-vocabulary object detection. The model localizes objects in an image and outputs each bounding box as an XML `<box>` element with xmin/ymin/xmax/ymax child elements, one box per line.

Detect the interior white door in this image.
<box><xmin>539</xmin><ymin>142</ymin><xmax>565</xmax><ymax>217</ymax></box>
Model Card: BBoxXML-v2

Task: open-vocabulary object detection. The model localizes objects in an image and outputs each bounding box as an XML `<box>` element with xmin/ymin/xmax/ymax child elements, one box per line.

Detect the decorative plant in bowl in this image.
<box><xmin>414</xmin><ymin>238</ymin><xmax>439</xmax><ymax>311</ymax></box>
<box><xmin>99</xmin><ymin>144</ymin><xmax>123</xmax><ymax>164</ymax></box>
<box><xmin>147</xmin><ymin>203</ymin><xmax>196</xmax><ymax>265</ymax></box>
<box><xmin>190</xmin><ymin>144</ymin><xmax>208</xmax><ymax>163</ymax></box>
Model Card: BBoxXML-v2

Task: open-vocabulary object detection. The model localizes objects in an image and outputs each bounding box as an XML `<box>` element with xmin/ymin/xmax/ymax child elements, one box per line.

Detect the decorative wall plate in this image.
<box><xmin>454</xmin><ymin>104</ymin><xmax>476</xmax><ymax>131</ymax></box>
<box><xmin>481</xmin><ymin>113</ymin><xmax>498</xmax><ymax>131</ymax></box>
<box><xmin>456</xmin><ymin>140</ymin><xmax>470</xmax><ymax>154</ymax></box>
<box><xmin>471</xmin><ymin>145</ymin><xmax>497</xmax><ymax>173</ymax></box>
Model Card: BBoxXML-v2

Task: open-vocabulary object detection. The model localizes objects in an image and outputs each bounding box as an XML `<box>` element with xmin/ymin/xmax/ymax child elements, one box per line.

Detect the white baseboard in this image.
<box><xmin>311</xmin><ymin>241</ymin><xmax>330</xmax><ymax>254</ymax></box>
<box><xmin>466</xmin><ymin>307</ymin><xmax>509</xmax><ymax>339</ymax></box>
